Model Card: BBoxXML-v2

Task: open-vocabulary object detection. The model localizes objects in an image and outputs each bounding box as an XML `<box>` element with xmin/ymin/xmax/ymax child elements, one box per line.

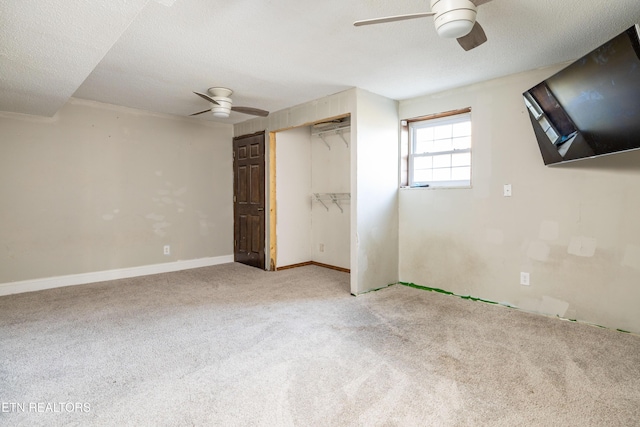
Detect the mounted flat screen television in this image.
<box><xmin>523</xmin><ymin>25</ymin><xmax>640</xmax><ymax>165</ymax></box>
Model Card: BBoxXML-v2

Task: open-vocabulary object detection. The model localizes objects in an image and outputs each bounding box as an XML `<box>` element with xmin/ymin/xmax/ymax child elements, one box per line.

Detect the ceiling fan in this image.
<box><xmin>190</xmin><ymin>87</ymin><xmax>269</xmax><ymax>118</ymax></box>
<box><xmin>354</xmin><ymin>0</ymin><xmax>493</xmax><ymax>51</ymax></box>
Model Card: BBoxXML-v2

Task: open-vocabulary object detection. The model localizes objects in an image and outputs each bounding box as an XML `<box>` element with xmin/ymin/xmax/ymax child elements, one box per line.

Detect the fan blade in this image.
<box><xmin>470</xmin><ymin>0</ymin><xmax>493</xmax><ymax>6</ymax></box>
<box><xmin>190</xmin><ymin>109</ymin><xmax>212</xmax><ymax>116</ymax></box>
<box><xmin>457</xmin><ymin>21</ymin><xmax>487</xmax><ymax>51</ymax></box>
<box><xmin>193</xmin><ymin>91</ymin><xmax>220</xmax><ymax>105</ymax></box>
<box><xmin>231</xmin><ymin>106</ymin><xmax>269</xmax><ymax>117</ymax></box>
<box><xmin>354</xmin><ymin>12</ymin><xmax>435</xmax><ymax>27</ymax></box>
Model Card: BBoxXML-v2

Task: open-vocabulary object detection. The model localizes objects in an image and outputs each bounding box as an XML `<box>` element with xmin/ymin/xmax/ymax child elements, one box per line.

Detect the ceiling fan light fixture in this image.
<box><xmin>436</xmin><ymin>19</ymin><xmax>475</xmax><ymax>38</ymax></box>
<box><xmin>208</xmin><ymin>87</ymin><xmax>233</xmax><ymax>118</ymax></box>
<box><xmin>431</xmin><ymin>0</ymin><xmax>477</xmax><ymax>38</ymax></box>
<box><xmin>211</xmin><ymin>100</ymin><xmax>231</xmax><ymax>117</ymax></box>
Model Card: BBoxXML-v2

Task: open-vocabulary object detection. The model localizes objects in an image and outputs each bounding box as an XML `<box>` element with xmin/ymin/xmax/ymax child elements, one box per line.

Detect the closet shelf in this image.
<box><xmin>312</xmin><ymin>193</ymin><xmax>350</xmax><ymax>213</ymax></box>
<box><xmin>311</xmin><ymin>125</ymin><xmax>350</xmax><ymax>149</ymax></box>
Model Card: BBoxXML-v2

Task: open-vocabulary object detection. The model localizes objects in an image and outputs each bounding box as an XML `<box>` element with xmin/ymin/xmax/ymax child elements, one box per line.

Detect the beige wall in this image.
<box><xmin>0</xmin><ymin>98</ymin><xmax>233</xmax><ymax>284</ymax></box>
<box><xmin>354</xmin><ymin>89</ymin><xmax>399</xmax><ymax>293</ymax></box>
<box><xmin>399</xmin><ymin>66</ymin><xmax>640</xmax><ymax>334</ymax></box>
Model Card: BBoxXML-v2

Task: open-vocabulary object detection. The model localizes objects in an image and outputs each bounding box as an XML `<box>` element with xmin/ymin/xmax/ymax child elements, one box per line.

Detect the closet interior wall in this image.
<box><xmin>275</xmin><ymin>124</ymin><xmax>350</xmax><ymax>270</ymax></box>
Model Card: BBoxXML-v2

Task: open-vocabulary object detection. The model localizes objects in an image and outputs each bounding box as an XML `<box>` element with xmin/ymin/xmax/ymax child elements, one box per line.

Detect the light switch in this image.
<box><xmin>503</xmin><ymin>184</ymin><xmax>512</xmax><ymax>197</ymax></box>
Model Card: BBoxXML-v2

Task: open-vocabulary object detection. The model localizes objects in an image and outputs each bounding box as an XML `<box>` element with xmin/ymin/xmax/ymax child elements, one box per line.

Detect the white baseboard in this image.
<box><xmin>0</xmin><ymin>255</ymin><xmax>235</xmax><ymax>296</ymax></box>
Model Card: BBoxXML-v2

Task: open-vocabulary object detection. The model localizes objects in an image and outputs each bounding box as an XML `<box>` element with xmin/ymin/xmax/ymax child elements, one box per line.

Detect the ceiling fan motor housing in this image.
<box><xmin>207</xmin><ymin>87</ymin><xmax>233</xmax><ymax>117</ymax></box>
<box><xmin>430</xmin><ymin>0</ymin><xmax>477</xmax><ymax>38</ymax></box>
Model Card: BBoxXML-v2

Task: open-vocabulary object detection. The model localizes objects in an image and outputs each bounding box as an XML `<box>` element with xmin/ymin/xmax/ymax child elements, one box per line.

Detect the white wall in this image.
<box><xmin>353</xmin><ymin>89</ymin><xmax>399</xmax><ymax>293</ymax></box>
<box><xmin>275</xmin><ymin>127</ymin><xmax>312</xmax><ymax>267</ymax></box>
<box><xmin>311</xmin><ymin>128</ymin><xmax>350</xmax><ymax>269</ymax></box>
<box><xmin>0</xmin><ymin>98</ymin><xmax>234</xmax><ymax>285</ymax></box>
<box><xmin>398</xmin><ymin>66</ymin><xmax>640</xmax><ymax>334</ymax></box>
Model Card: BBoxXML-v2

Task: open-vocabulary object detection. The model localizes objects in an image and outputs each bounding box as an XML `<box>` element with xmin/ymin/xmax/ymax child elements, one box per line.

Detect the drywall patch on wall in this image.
<box><xmin>621</xmin><ymin>244</ymin><xmax>640</xmax><ymax>271</ymax></box>
<box><xmin>404</xmin><ymin>233</ymin><xmax>487</xmax><ymax>293</ymax></box>
<box><xmin>485</xmin><ymin>228</ymin><xmax>504</xmax><ymax>245</ymax></box>
<box><xmin>152</xmin><ymin>222</ymin><xmax>171</xmax><ymax>237</ymax></box>
<box><xmin>145</xmin><ymin>213</ymin><xmax>170</xmax><ymax>237</ymax></box>
<box><xmin>153</xmin><ymin>178</ymin><xmax>188</xmax><ymax>212</ymax></box>
<box><xmin>521</xmin><ymin>296</ymin><xmax>572</xmax><ymax>323</ymax></box>
<box><xmin>527</xmin><ymin>241</ymin><xmax>551</xmax><ymax>262</ymax></box>
<box><xmin>173</xmin><ymin>187</ymin><xmax>187</xmax><ymax>197</ymax></box>
<box><xmin>517</xmin><ymin>297</ymin><xmax>540</xmax><ymax>313</ymax></box>
<box><xmin>145</xmin><ymin>213</ymin><xmax>164</xmax><ymax>222</ymax></box>
<box><xmin>539</xmin><ymin>295</ymin><xmax>570</xmax><ymax>318</ymax></box>
<box><xmin>195</xmin><ymin>210</ymin><xmax>214</xmax><ymax>236</ymax></box>
<box><xmin>539</xmin><ymin>221</ymin><xmax>559</xmax><ymax>241</ymax></box>
<box><xmin>568</xmin><ymin>236</ymin><xmax>597</xmax><ymax>258</ymax></box>
<box><xmin>102</xmin><ymin>209</ymin><xmax>119</xmax><ymax>221</ymax></box>
<box><xmin>402</xmin><ymin>282</ymin><xmax>636</xmax><ymax>334</ymax></box>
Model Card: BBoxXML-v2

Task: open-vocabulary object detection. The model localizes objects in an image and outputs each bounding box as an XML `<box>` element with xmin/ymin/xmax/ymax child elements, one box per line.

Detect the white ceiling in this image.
<box><xmin>2</xmin><ymin>0</ymin><xmax>640</xmax><ymax>124</ymax></box>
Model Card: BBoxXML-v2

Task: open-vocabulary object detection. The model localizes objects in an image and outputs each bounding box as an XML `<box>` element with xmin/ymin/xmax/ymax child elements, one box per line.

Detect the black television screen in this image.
<box><xmin>523</xmin><ymin>25</ymin><xmax>640</xmax><ymax>165</ymax></box>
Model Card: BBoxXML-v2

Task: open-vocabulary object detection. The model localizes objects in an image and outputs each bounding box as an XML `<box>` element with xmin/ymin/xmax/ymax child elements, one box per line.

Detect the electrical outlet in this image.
<box><xmin>163</xmin><ymin>245</ymin><xmax>170</xmax><ymax>255</ymax></box>
<box><xmin>520</xmin><ymin>272</ymin><xmax>530</xmax><ymax>286</ymax></box>
<box><xmin>319</xmin><ymin>243</ymin><xmax>324</xmax><ymax>253</ymax></box>
<box><xmin>504</xmin><ymin>184</ymin><xmax>512</xmax><ymax>197</ymax></box>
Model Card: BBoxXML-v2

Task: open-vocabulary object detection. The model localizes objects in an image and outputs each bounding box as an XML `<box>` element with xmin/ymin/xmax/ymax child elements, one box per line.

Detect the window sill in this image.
<box><xmin>400</xmin><ymin>185</ymin><xmax>472</xmax><ymax>191</ymax></box>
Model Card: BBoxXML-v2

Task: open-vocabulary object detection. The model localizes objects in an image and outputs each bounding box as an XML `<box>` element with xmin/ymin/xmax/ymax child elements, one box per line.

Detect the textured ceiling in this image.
<box><xmin>2</xmin><ymin>0</ymin><xmax>640</xmax><ymax>124</ymax></box>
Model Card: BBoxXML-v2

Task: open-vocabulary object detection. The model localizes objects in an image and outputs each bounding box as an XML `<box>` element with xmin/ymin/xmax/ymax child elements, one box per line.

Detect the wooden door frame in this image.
<box><xmin>268</xmin><ymin>131</ymin><xmax>277</xmax><ymax>271</ymax></box>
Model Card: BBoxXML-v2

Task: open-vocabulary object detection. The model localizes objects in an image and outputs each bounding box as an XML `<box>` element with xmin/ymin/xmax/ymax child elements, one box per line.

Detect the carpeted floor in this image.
<box><xmin>1</xmin><ymin>263</ymin><xmax>639</xmax><ymax>426</ymax></box>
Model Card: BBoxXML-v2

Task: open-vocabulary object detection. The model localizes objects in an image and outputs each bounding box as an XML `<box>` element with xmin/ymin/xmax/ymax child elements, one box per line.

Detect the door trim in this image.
<box><xmin>268</xmin><ymin>131</ymin><xmax>277</xmax><ymax>271</ymax></box>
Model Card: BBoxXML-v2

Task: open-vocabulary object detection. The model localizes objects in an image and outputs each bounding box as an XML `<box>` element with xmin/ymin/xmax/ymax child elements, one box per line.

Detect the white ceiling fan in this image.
<box><xmin>354</xmin><ymin>0</ymin><xmax>493</xmax><ymax>51</ymax></box>
<box><xmin>190</xmin><ymin>87</ymin><xmax>269</xmax><ymax>118</ymax></box>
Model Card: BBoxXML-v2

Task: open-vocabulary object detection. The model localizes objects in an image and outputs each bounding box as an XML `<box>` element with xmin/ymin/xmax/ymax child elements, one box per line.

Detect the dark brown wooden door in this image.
<box><xmin>233</xmin><ymin>132</ymin><xmax>266</xmax><ymax>269</ymax></box>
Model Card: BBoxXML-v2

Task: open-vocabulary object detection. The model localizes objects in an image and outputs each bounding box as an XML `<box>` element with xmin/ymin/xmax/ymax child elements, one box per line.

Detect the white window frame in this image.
<box><xmin>408</xmin><ymin>111</ymin><xmax>472</xmax><ymax>188</ymax></box>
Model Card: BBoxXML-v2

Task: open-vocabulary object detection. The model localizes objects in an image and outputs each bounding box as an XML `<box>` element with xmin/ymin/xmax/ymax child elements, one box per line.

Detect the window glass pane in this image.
<box><xmin>451</xmin><ymin>166</ymin><xmax>471</xmax><ymax>181</ymax></box>
<box><xmin>452</xmin><ymin>152</ymin><xmax>471</xmax><ymax>167</ymax></box>
<box><xmin>433</xmin><ymin>138</ymin><xmax>452</xmax><ymax>153</ymax></box>
<box><xmin>414</xmin><ymin>169</ymin><xmax>433</xmax><ymax>182</ymax></box>
<box><xmin>452</xmin><ymin>121</ymin><xmax>471</xmax><ymax>137</ymax></box>
<box><xmin>432</xmin><ymin>168</ymin><xmax>451</xmax><ymax>181</ymax></box>
<box><xmin>452</xmin><ymin>136</ymin><xmax>471</xmax><ymax>150</ymax></box>
<box><xmin>416</xmin><ymin>126</ymin><xmax>434</xmax><ymax>142</ymax></box>
<box><xmin>433</xmin><ymin>124</ymin><xmax>452</xmax><ymax>140</ymax></box>
<box><xmin>432</xmin><ymin>154</ymin><xmax>451</xmax><ymax>168</ymax></box>
<box><xmin>414</xmin><ymin>156</ymin><xmax>433</xmax><ymax>169</ymax></box>
<box><xmin>415</xmin><ymin>140</ymin><xmax>436</xmax><ymax>154</ymax></box>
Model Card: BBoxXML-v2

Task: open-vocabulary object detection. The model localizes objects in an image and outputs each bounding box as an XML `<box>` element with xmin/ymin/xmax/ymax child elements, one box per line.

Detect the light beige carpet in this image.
<box><xmin>1</xmin><ymin>263</ymin><xmax>639</xmax><ymax>426</ymax></box>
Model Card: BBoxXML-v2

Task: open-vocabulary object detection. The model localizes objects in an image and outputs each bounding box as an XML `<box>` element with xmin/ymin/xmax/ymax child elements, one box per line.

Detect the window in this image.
<box><xmin>407</xmin><ymin>110</ymin><xmax>472</xmax><ymax>188</ymax></box>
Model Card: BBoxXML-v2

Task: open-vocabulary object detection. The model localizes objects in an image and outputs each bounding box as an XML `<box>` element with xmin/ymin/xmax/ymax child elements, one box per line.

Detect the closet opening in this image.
<box><xmin>268</xmin><ymin>115</ymin><xmax>351</xmax><ymax>276</ymax></box>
